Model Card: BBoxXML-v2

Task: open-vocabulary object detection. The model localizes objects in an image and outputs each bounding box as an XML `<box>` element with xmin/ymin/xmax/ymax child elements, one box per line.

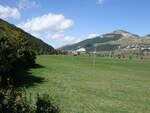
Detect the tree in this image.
<box><xmin>0</xmin><ymin>36</ymin><xmax>36</xmax><ymax>87</ymax></box>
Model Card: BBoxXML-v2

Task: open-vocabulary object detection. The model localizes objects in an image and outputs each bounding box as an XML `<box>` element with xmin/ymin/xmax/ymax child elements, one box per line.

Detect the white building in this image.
<box><xmin>72</xmin><ymin>48</ymin><xmax>86</xmax><ymax>55</ymax></box>
<box><xmin>76</xmin><ymin>48</ymin><xmax>86</xmax><ymax>53</ymax></box>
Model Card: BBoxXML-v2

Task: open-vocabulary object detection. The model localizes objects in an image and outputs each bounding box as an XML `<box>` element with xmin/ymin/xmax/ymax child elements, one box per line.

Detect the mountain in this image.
<box><xmin>0</xmin><ymin>19</ymin><xmax>55</xmax><ymax>54</ymax></box>
<box><xmin>60</xmin><ymin>30</ymin><xmax>150</xmax><ymax>52</ymax></box>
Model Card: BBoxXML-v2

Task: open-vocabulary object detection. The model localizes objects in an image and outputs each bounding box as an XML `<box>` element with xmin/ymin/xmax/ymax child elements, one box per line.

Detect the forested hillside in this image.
<box><xmin>0</xmin><ymin>19</ymin><xmax>55</xmax><ymax>54</ymax></box>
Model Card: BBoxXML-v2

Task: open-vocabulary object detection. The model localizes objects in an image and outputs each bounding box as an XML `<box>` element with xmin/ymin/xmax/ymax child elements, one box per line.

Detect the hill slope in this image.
<box><xmin>0</xmin><ymin>19</ymin><xmax>55</xmax><ymax>54</ymax></box>
<box><xmin>60</xmin><ymin>30</ymin><xmax>150</xmax><ymax>52</ymax></box>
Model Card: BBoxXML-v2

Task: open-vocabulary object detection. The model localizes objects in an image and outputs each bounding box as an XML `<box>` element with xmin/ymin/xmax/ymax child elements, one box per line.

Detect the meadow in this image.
<box><xmin>26</xmin><ymin>55</ymin><xmax>150</xmax><ymax>113</ymax></box>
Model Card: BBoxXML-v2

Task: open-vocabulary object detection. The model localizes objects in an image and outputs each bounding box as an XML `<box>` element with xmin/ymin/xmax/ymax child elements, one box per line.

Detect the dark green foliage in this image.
<box><xmin>0</xmin><ymin>35</ymin><xmax>36</xmax><ymax>87</ymax></box>
<box><xmin>0</xmin><ymin>89</ymin><xmax>60</xmax><ymax>113</ymax></box>
<box><xmin>55</xmin><ymin>50</ymin><xmax>69</xmax><ymax>55</ymax></box>
<box><xmin>36</xmin><ymin>94</ymin><xmax>60</xmax><ymax>113</ymax></box>
<box><xmin>0</xmin><ymin>19</ymin><xmax>55</xmax><ymax>54</ymax></box>
<box><xmin>0</xmin><ymin>89</ymin><xmax>34</xmax><ymax>113</ymax></box>
<box><xmin>0</xmin><ymin>37</ymin><xmax>16</xmax><ymax>86</ymax></box>
<box><xmin>117</xmin><ymin>54</ymin><xmax>121</xmax><ymax>59</ymax></box>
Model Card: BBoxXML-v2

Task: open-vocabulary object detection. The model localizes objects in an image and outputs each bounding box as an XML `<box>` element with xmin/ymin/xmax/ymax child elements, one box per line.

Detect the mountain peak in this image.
<box><xmin>112</xmin><ymin>30</ymin><xmax>139</xmax><ymax>37</ymax></box>
<box><xmin>113</xmin><ymin>30</ymin><xmax>129</xmax><ymax>34</ymax></box>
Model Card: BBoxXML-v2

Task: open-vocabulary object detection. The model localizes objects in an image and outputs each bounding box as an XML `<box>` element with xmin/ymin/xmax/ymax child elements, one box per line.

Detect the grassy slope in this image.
<box><xmin>27</xmin><ymin>55</ymin><xmax>150</xmax><ymax>113</ymax></box>
<box><xmin>0</xmin><ymin>19</ymin><xmax>55</xmax><ymax>54</ymax></box>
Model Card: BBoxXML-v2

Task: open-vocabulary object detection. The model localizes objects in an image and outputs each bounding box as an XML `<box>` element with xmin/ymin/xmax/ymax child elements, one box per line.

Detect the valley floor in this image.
<box><xmin>26</xmin><ymin>55</ymin><xmax>150</xmax><ymax>113</ymax></box>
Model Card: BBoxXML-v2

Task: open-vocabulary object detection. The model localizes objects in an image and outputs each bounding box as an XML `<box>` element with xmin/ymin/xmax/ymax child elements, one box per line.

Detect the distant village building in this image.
<box><xmin>72</xmin><ymin>48</ymin><xmax>86</xmax><ymax>56</ymax></box>
<box><xmin>76</xmin><ymin>48</ymin><xmax>86</xmax><ymax>53</ymax></box>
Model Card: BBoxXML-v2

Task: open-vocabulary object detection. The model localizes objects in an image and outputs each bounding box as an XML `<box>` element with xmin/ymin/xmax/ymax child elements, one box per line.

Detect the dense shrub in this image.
<box><xmin>36</xmin><ymin>94</ymin><xmax>60</xmax><ymax>113</ymax></box>
<box><xmin>0</xmin><ymin>88</ymin><xmax>34</xmax><ymax>113</ymax></box>
<box><xmin>0</xmin><ymin>89</ymin><xmax>60</xmax><ymax>113</ymax></box>
<box><xmin>0</xmin><ymin>36</ymin><xmax>36</xmax><ymax>87</ymax></box>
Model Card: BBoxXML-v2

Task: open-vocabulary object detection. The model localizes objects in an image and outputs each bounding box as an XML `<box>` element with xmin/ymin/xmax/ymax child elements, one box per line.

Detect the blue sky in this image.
<box><xmin>0</xmin><ymin>0</ymin><xmax>150</xmax><ymax>48</ymax></box>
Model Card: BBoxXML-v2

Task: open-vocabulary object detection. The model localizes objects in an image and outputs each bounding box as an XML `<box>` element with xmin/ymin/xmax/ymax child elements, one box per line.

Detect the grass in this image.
<box><xmin>26</xmin><ymin>55</ymin><xmax>150</xmax><ymax>113</ymax></box>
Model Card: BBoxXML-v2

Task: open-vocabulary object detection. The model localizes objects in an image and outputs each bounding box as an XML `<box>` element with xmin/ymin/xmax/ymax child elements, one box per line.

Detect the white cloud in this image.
<box><xmin>0</xmin><ymin>5</ymin><xmax>21</xmax><ymax>19</ymax></box>
<box><xmin>18</xmin><ymin>13</ymin><xmax>74</xmax><ymax>33</ymax></box>
<box><xmin>97</xmin><ymin>0</ymin><xmax>105</xmax><ymax>4</ymax></box>
<box><xmin>18</xmin><ymin>0</ymin><xmax>40</xmax><ymax>10</ymax></box>
<box><xmin>86</xmin><ymin>34</ymin><xmax>100</xmax><ymax>39</ymax></box>
<box><xmin>17</xmin><ymin>13</ymin><xmax>75</xmax><ymax>48</ymax></box>
<box><xmin>45</xmin><ymin>33</ymin><xmax>80</xmax><ymax>47</ymax></box>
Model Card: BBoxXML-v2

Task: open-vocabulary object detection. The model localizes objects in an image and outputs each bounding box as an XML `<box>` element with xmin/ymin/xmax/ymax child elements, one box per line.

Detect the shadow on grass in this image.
<box><xmin>15</xmin><ymin>64</ymin><xmax>45</xmax><ymax>88</ymax></box>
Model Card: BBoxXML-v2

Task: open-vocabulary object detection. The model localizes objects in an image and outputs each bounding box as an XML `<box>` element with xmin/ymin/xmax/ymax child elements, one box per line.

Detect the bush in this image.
<box><xmin>0</xmin><ymin>88</ymin><xmax>34</xmax><ymax>113</ymax></box>
<box><xmin>36</xmin><ymin>94</ymin><xmax>60</xmax><ymax>113</ymax></box>
<box><xmin>0</xmin><ymin>89</ymin><xmax>60</xmax><ymax>113</ymax></box>
<box><xmin>117</xmin><ymin>54</ymin><xmax>121</xmax><ymax>59</ymax></box>
<box><xmin>129</xmin><ymin>56</ymin><xmax>132</xmax><ymax>60</ymax></box>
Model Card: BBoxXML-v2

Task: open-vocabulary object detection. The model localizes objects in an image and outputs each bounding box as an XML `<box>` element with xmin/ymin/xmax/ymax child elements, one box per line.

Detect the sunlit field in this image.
<box><xmin>26</xmin><ymin>55</ymin><xmax>150</xmax><ymax>113</ymax></box>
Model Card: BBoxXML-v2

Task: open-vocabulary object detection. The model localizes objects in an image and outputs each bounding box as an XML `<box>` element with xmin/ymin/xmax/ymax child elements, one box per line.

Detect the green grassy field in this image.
<box><xmin>26</xmin><ymin>55</ymin><xmax>150</xmax><ymax>113</ymax></box>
